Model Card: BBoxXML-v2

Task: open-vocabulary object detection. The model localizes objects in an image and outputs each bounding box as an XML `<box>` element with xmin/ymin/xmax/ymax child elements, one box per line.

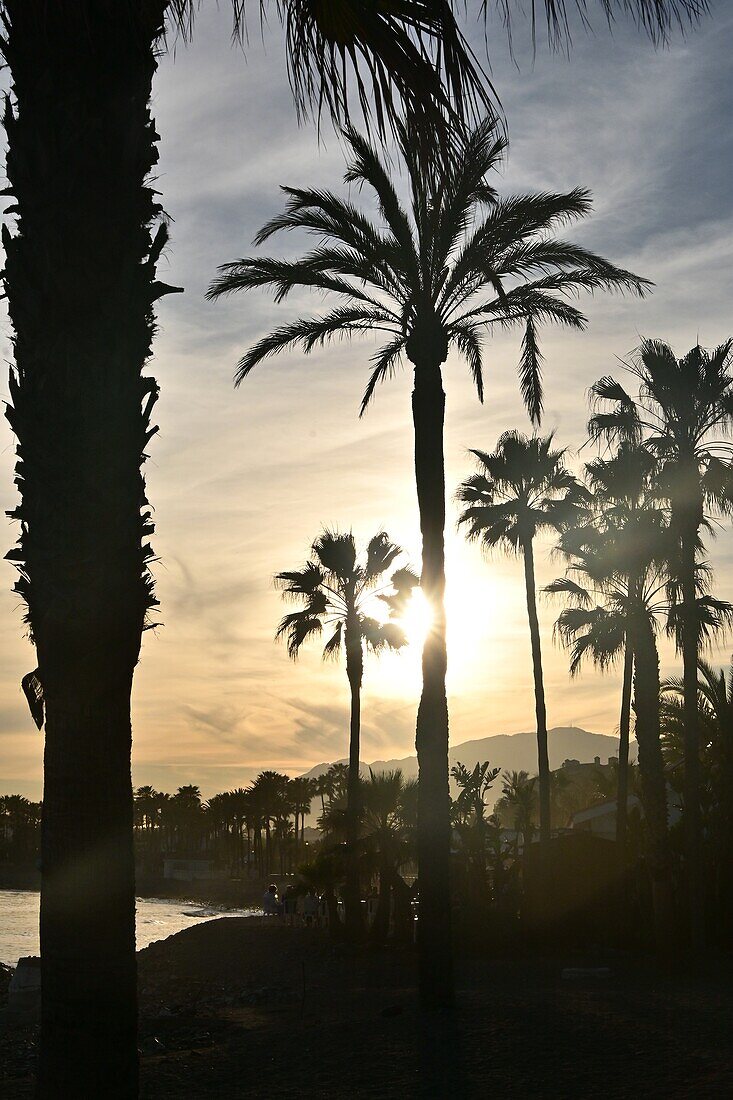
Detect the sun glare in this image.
<box><xmin>400</xmin><ymin>587</ymin><xmax>433</xmax><ymax>650</ymax></box>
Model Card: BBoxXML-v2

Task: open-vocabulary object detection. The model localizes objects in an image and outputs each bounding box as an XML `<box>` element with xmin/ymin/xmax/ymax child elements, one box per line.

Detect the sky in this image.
<box><xmin>1</xmin><ymin>3</ymin><xmax>732</xmax><ymax>800</ymax></box>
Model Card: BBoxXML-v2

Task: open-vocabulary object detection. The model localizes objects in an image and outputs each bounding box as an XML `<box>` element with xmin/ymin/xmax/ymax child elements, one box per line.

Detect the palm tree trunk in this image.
<box><xmin>680</xmin><ymin>519</ymin><xmax>704</xmax><ymax>949</ymax></box>
<box><xmin>616</xmin><ymin>642</ymin><xmax>634</xmax><ymax>855</ymax></box>
<box><xmin>411</xmin><ymin>356</ymin><xmax>453</xmax><ymax>1009</ymax></box>
<box><xmin>522</xmin><ymin>538</ymin><xmax>551</xmax><ymax>843</ymax></box>
<box><xmin>1</xmin><ymin>3</ymin><xmax>169</xmax><ymax>1094</ymax></box>
<box><xmin>344</xmin><ymin>622</ymin><xmax>364</xmax><ymax>940</ymax></box>
<box><xmin>631</xmin><ymin>612</ymin><xmax>674</xmax><ymax>950</ymax></box>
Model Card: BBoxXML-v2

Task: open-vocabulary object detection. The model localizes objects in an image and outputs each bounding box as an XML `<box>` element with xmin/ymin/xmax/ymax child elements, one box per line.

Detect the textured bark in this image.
<box><xmin>40</xmin><ymin>692</ymin><xmax>137</xmax><ymax>1096</ymax></box>
<box><xmin>411</xmin><ymin>352</ymin><xmax>453</xmax><ymax>1009</ymax></box>
<box><xmin>631</xmin><ymin>612</ymin><xmax>674</xmax><ymax>950</ymax></box>
<box><xmin>680</xmin><ymin>519</ymin><xmax>705</xmax><ymax>950</ymax></box>
<box><xmin>522</xmin><ymin>538</ymin><xmax>551</xmax><ymax>843</ymax></box>
<box><xmin>1</xmin><ymin>2</ymin><xmax>168</xmax><ymax>1094</ymax></box>
<box><xmin>616</xmin><ymin>643</ymin><xmax>634</xmax><ymax>855</ymax></box>
<box><xmin>344</xmin><ymin>618</ymin><xmax>364</xmax><ymax>940</ymax></box>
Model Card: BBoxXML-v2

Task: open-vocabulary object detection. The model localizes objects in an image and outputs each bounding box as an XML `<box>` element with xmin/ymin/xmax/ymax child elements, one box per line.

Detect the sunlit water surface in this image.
<box><xmin>0</xmin><ymin>889</ymin><xmax>261</xmax><ymax>966</ymax></box>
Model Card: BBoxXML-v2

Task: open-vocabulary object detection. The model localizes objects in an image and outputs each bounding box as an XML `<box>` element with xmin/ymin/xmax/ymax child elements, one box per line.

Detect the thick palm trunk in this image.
<box><xmin>616</xmin><ymin>643</ymin><xmax>634</xmax><ymax>855</ymax></box>
<box><xmin>680</xmin><ymin>520</ymin><xmax>704</xmax><ymax>949</ymax></box>
<box><xmin>1</xmin><ymin>3</ymin><xmax>169</xmax><ymax>1095</ymax></box>
<box><xmin>631</xmin><ymin>613</ymin><xmax>674</xmax><ymax>949</ymax></box>
<box><xmin>522</xmin><ymin>539</ymin><xmax>551</xmax><ymax>843</ymax></box>
<box><xmin>411</xmin><ymin>355</ymin><xmax>453</xmax><ymax>1009</ymax></box>
<box><xmin>344</xmin><ymin>623</ymin><xmax>364</xmax><ymax>939</ymax></box>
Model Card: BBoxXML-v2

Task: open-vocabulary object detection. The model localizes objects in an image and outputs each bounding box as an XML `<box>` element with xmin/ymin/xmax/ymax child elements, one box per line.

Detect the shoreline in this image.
<box><xmin>1</xmin><ymin>869</ymin><xmax>271</xmax><ymax>911</ymax></box>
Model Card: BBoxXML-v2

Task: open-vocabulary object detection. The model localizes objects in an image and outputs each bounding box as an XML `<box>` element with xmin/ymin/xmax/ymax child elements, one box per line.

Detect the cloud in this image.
<box><xmin>1</xmin><ymin>4</ymin><xmax>732</xmax><ymax>799</ymax></box>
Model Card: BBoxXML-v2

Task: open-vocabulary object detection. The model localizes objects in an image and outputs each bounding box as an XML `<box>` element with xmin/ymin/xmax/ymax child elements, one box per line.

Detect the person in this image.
<box><xmin>262</xmin><ymin>883</ymin><xmax>279</xmax><ymax>916</ymax></box>
<box><xmin>303</xmin><ymin>888</ymin><xmax>318</xmax><ymax>927</ymax></box>
<box><xmin>283</xmin><ymin>885</ymin><xmax>297</xmax><ymax>926</ymax></box>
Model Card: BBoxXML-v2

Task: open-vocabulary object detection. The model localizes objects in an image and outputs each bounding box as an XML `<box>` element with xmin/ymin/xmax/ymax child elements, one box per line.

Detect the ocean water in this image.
<box><xmin>0</xmin><ymin>889</ymin><xmax>261</xmax><ymax>967</ymax></box>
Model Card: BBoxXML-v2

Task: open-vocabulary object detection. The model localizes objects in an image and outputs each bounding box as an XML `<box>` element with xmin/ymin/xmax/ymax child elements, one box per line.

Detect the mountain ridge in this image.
<box><xmin>300</xmin><ymin>725</ymin><xmax>627</xmax><ymax>787</ymax></box>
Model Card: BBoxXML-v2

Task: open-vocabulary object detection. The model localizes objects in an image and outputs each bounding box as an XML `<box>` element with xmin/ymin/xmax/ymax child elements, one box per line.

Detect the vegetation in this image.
<box><xmin>274</xmin><ymin>529</ymin><xmax>415</xmax><ymax>935</ymax></box>
<box><xmin>209</xmin><ymin>116</ymin><xmax>647</xmax><ymax>1005</ymax></box>
<box><xmin>0</xmin><ymin>0</ymin><xmax>721</xmax><ymax>1091</ymax></box>
<box><xmin>457</xmin><ymin>432</ymin><xmax>587</xmax><ymax>841</ymax></box>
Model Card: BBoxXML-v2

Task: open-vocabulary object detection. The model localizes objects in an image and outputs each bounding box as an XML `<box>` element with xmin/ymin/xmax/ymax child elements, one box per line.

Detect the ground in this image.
<box><xmin>3</xmin><ymin>919</ymin><xmax>733</xmax><ymax>1097</ymax></box>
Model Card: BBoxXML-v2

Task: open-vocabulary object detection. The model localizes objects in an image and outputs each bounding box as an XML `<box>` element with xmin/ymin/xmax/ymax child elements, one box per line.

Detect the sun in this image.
<box><xmin>399</xmin><ymin>587</ymin><xmax>433</xmax><ymax>650</ymax></box>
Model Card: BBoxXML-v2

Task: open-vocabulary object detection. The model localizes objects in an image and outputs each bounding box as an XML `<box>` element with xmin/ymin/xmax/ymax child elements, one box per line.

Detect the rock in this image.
<box><xmin>0</xmin><ymin>963</ymin><xmax>13</xmax><ymax>1005</ymax></box>
<box><xmin>7</xmin><ymin>957</ymin><xmax>41</xmax><ymax>1021</ymax></box>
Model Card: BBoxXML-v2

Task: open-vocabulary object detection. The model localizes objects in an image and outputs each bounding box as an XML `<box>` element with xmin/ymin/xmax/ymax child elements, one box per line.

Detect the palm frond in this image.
<box><xmin>233</xmin><ymin>309</ymin><xmax>396</xmax><ymax>386</ymax></box>
<box><xmin>364</xmin><ymin>531</ymin><xmax>402</xmax><ymax>581</ymax></box>
<box><xmin>452</xmin><ymin>321</ymin><xmax>485</xmax><ymax>402</ymax></box>
<box><xmin>518</xmin><ymin>314</ymin><xmax>543</xmax><ymax>425</ymax></box>
<box><xmin>360</xmin><ymin>335</ymin><xmax>406</xmax><ymax>416</ymax></box>
<box><xmin>276</xmin><ymin>610</ymin><xmax>323</xmax><ymax>659</ymax></box>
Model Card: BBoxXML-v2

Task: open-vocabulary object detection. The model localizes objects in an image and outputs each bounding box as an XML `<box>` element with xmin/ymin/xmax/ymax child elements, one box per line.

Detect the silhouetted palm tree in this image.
<box><xmin>209</xmin><ymin>122</ymin><xmax>647</xmax><ymax>1005</ymax></box>
<box><xmin>288</xmin><ymin>776</ymin><xmax>315</xmax><ymax>847</ymax></box>
<box><xmin>0</xmin><ymin>7</ymin><xmax>497</xmax><ymax>1090</ymax></box>
<box><xmin>548</xmin><ymin>443</ymin><xmax>657</xmax><ymax>853</ymax></box>
<box><xmin>500</xmin><ymin>770</ymin><xmax>537</xmax><ymax>855</ymax></box>
<box><xmin>457</xmin><ymin>432</ymin><xmax>587</xmax><ymax>842</ymax></box>
<box><xmin>590</xmin><ymin>338</ymin><xmax>733</xmax><ymax>947</ymax></box>
<box><xmin>276</xmin><ymin>529</ymin><xmax>415</xmax><ymax>936</ymax></box>
<box><xmin>661</xmin><ymin>659</ymin><xmax>733</xmax><ymax>941</ymax></box>
<box><xmin>549</xmin><ymin>516</ymin><xmax>677</xmax><ymax>940</ymax></box>
<box><xmin>451</xmin><ymin>760</ymin><xmax>500</xmax><ymax>902</ymax></box>
<box><xmin>361</xmin><ymin>769</ymin><xmax>416</xmax><ymax>943</ymax></box>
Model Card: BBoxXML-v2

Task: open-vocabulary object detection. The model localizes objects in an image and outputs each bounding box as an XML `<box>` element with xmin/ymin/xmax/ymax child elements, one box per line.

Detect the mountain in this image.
<box><xmin>300</xmin><ymin>726</ymin><xmax>627</xmax><ymax>809</ymax></box>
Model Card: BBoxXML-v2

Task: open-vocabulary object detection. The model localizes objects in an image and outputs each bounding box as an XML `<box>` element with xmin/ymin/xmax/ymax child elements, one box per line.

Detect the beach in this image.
<box><xmin>4</xmin><ymin>917</ymin><xmax>733</xmax><ymax>1098</ymax></box>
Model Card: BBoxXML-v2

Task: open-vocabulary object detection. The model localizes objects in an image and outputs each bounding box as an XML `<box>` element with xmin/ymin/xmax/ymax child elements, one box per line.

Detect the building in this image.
<box><xmin>162</xmin><ymin>857</ymin><xmax>214</xmax><ymax>882</ymax></box>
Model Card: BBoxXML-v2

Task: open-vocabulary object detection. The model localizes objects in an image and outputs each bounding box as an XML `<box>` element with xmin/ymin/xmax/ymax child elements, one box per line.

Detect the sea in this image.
<box><xmin>0</xmin><ymin>889</ymin><xmax>261</xmax><ymax>967</ymax></box>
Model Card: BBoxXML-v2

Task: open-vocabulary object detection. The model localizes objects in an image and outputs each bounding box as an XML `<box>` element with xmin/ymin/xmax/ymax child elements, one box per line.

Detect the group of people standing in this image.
<box><xmin>261</xmin><ymin>883</ymin><xmax>323</xmax><ymax>926</ymax></box>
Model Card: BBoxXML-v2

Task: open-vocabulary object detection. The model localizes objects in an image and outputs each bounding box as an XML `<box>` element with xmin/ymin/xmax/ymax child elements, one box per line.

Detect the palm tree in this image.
<box><xmin>0</xmin><ymin>6</ymin><xmax>498</xmax><ymax>1090</ymax></box>
<box><xmin>589</xmin><ymin>339</ymin><xmax>733</xmax><ymax>947</ymax></box>
<box><xmin>361</xmin><ymin>769</ymin><xmax>416</xmax><ymax>943</ymax></box>
<box><xmin>661</xmin><ymin>659</ymin><xmax>733</xmax><ymax>942</ymax></box>
<box><xmin>276</xmin><ymin>528</ymin><xmax>415</xmax><ymax>936</ymax></box>
<box><xmin>499</xmin><ymin>770</ymin><xmax>537</xmax><ymax>855</ymax></box>
<box><xmin>208</xmin><ymin>122</ymin><xmax>647</xmax><ymax>1005</ymax></box>
<box><xmin>451</xmin><ymin>760</ymin><xmax>500</xmax><ymax>903</ymax></box>
<box><xmin>551</xmin><ymin>525</ymin><xmax>674</xmax><ymax>942</ymax></box>
<box><xmin>288</xmin><ymin>776</ymin><xmax>315</xmax><ymax>848</ymax></box>
<box><xmin>249</xmin><ymin>771</ymin><xmax>291</xmax><ymax>877</ymax></box>
<box><xmin>547</xmin><ymin>442</ymin><xmax>658</xmax><ymax>854</ymax></box>
<box><xmin>457</xmin><ymin>432</ymin><xmax>587</xmax><ymax>842</ymax></box>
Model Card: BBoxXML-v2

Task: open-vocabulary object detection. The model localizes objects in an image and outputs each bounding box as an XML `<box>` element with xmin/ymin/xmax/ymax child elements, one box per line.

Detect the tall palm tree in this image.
<box><xmin>208</xmin><ymin>122</ymin><xmax>647</xmax><ymax>1005</ymax></box>
<box><xmin>548</xmin><ymin>516</ymin><xmax>676</xmax><ymax>941</ymax></box>
<box><xmin>288</xmin><ymin>776</ymin><xmax>315</xmax><ymax>847</ymax></box>
<box><xmin>249</xmin><ymin>770</ymin><xmax>291</xmax><ymax>877</ymax></box>
<box><xmin>276</xmin><ymin>528</ymin><xmax>415</xmax><ymax>936</ymax></box>
<box><xmin>589</xmin><ymin>339</ymin><xmax>733</xmax><ymax>947</ymax></box>
<box><xmin>0</xmin><ymin>6</ymin><xmax>498</xmax><ymax>1090</ymax></box>
<box><xmin>547</xmin><ymin>442</ymin><xmax>658</xmax><ymax>853</ymax></box>
<box><xmin>456</xmin><ymin>432</ymin><xmax>587</xmax><ymax>842</ymax></box>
